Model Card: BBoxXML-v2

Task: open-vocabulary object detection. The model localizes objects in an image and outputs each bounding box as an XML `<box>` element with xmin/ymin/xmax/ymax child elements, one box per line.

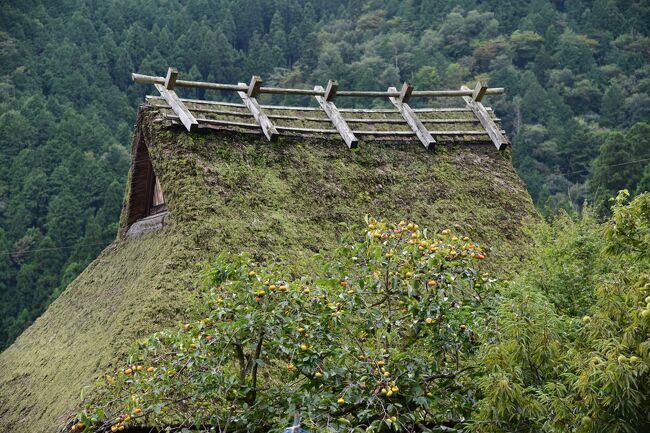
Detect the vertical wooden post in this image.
<box><xmin>164</xmin><ymin>67</ymin><xmax>178</xmax><ymax>90</ymax></box>
<box><xmin>399</xmin><ymin>82</ymin><xmax>413</xmax><ymax>103</ymax></box>
<box><xmin>247</xmin><ymin>75</ymin><xmax>262</xmax><ymax>98</ymax></box>
<box><xmin>315</xmin><ymin>84</ymin><xmax>357</xmax><ymax>149</ymax></box>
<box><xmin>471</xmin><ymin>80</ymin><xmax>487</xmax><ymax>102</ymax></box>
<box><xmin>238</xmin><ymin>77</ymin><xmax>279</xmax><ymax>142</ymax></box>
<box><xmin>461</xmin><ymin>85</ymin><xmax>509</xmax><ymax>150</ymax></box>
<box><xmin>388</xmin><ymin>86</ymin><xmax>436</xmax><ymax>150</ymax></box>
<box><xmin>324</xmin><ymin>79</ymin><xmax>338</xmax><ymax>101</ymax></box>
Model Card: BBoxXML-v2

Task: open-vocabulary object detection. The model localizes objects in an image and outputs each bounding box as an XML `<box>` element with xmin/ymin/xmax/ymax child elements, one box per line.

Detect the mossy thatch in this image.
<box><xmin>0</xmin><ymin>106</ymin><xmax>537</xmax><ymax>433</ymax></box>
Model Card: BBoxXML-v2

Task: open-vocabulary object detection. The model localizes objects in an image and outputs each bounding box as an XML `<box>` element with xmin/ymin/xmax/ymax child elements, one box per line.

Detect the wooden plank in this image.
<box><xmin>344</xmin><ymin>117</ymin><xmax>491</xmax><ymax>124</ymax></box>
<box><xmin>472</xmin><ymin>81</ymin><xmax>487</xmax><ymax>102</ymax></box>
<box><xmin>260</xmin><ymin>104</ymin><xmax>322</xmax><ymax>111</ymax></box>
<box><xmin>399</xmin><ymin>82</ymin><xmax>413</xmax><ymax>103</ymax></box>
<box><xmin>247</xmin><ymin>75</ymin><xmax>262</xmax><ymax>98</ymax></box>
<box><xmin>133</xmin><ymin>71</ymin><xmax>505</xmax><ymax>99</ymax></box>
<box><xmin>164</xmin><ymin>67</ymin><xmax>178</xmax><ymax>90</ymax></box>
<box><xmin>148</xmin><ymin>95</ymin><xmax>493</xmax><ymax>115</ymax></box>
<box><xmin>237</xmin><ymin>82</ymin><xmax>279</xmax><ymax>141</ymax></box>
<box><xmin>354</xmin><ymin>130</ymin><xmax>499</xmax><ymax>136</ymax></box>
<box><xmin>314</xmin><ymin>85</ymin><xmax>358</xmax><ymax>148</ymax></box>
<box><xmin>412</xmin><ymin>107</ymin><xmax>493</xmax><ymax>112</ymax></box>
<box><xmin>338</xmin><ymin>108</ymin><xmax>398</xmax><ymax>113</ymax></box>
<box><xmin>337</xmin><ymin>90</ymin><xmax>401</xmax><ymax>97</ymax></box>
<box><xmin>154</xmin><ymin>103</ymin><xmax>494</xmax><ymax>124</ymax></box>
<box><xmin>268</xmin><ymin>114</ymin><xmax>329</xmax><ymax>122</ymax></box>
<box><xmin>324</xmin><ymin>80</ymin><xmax>338</xmax><ymax>101</ymax></box>
<box><xmin>132</xmin><ymin>73</ymin><xmax>165</xmax><ymax>85</ymax></box>
<box><xmin>151</xmin><ymin>104</ymin><xmax>253</xmax><ymax>118</ymax></box>
<box><xmin>260</xmin><ymin>86</ymin><xmax>323</xmax><ymax>96</ymax></box>
<box><xmin>461</xmin><ymin>85</ymin><xmax>509</xmax><ymax>150</ymax></box>
<box><xmin>154</xmin><ymin>84</ymin><xmax>198</xmax><ymax>132</ymax></box>
<box><xmin>277</xmin><ymin>126</ymin><xmax>338</xmax><ymax>134</ymax></box>
<box><xmin>163</xmin><ymin>115</ymin><xmax>500</xmax><ymax>137</ymax></box>
<box><xmin>135</xmin><ymin>73</ymin><xmax>246</xmax><ymax>91</ymax></box>
<box><xmin>146</xmin><ymin>95</ymin><xmax>247</xmax><ymax>108</ymax></box>
<box><xmin>162</xmin><ymin>113</ymin><xmax>259</xmax><ymax>129</ymax></box>
<box><xmin>388</xmin><ymin>86</ymin><xmax>435</xmax><ymax>150</ymax></box>
<box><xmin>354</xmin><ymin>130</ymin><xmax>415</xmax><ymax>136</ymax></box>
<box><xmin>411</xmin><ymin>88</ymin><xmax>503</xmax><ymax>98</ymax></box>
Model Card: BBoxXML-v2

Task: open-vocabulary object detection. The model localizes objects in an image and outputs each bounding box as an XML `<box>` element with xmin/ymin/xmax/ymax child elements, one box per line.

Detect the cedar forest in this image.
<box><xmin>0</xmin><ymin>0</ymin><xmax>649</xmax><ymax>430</ymax></box>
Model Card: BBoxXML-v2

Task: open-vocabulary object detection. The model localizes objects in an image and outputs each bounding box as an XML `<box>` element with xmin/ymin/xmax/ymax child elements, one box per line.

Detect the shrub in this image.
<box><xmin>469</xmin><ymin>192</ymin><xmax>650</xmax><ymax>433</ymax></box>
<box><xmin>67</xmin><ymin>219</ymin><xmax>495</xmax><ymax>433</ymax></box>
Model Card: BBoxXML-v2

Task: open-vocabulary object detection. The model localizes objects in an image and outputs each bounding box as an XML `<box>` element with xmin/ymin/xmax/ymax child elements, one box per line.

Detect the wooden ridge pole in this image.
<box><xmin>314</xmin><ymin>81</ymin><xmax>358</xmax><ymax>149</ymax></box>
<box><xmin>461</xmin><ymin>83</ymin><xmax>509</xmax><ymax>150</ymax></box>
<box><xmin>154</xmin><ymin>68</ymin><xmax>198</xmax><ymax>132</ymax></box>
<box><xmin>133</xmin><ymin>70</ymin><xmax>506</xmax><ymax>99</ymax></box>
<box><xmin>238</xmin><ymin>76</ymin><xmax>279</xmax><ymax>142</ymax></box>
<box><xmin>388</xmin><ymin>83</ymin><xmax>436</xmax><ymax>150</ymax></box>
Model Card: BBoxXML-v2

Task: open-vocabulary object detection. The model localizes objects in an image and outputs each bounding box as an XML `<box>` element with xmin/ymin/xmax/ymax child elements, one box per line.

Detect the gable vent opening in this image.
<box><xmin>124</xmin><ymin>133</ymin><xmax>168</xmax><ymax>238</ymax></box>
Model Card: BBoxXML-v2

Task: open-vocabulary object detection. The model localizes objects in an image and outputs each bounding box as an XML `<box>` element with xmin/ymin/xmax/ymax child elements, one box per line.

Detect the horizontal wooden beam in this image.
<box><xmin>354</xmin><ymin>130</ymin><xmax>501</xmax><ymax>136</ymax></box>
<box><xmin>277</xmin><ymin>126</ymin><xmax>337</xmax><ymax>134</ymax></box>
<box><xmin>147</xmin><ymin>95</ymin><xmax>247</xmax><ymax>108</ymax></box>
<box><xmin>151</xmin><ymin>104</ymin><xmax>253</xmax><ymax>118</ymax></box>
<box><xmin>154</xmin><ymin>84</ymin><xmax>198</xmax><ymax>132</ymax></box>
<box><xmin>161</xmin><ymin>114</ymin><xmax>503</xmax><ymax>138</ymax></box>
<box><xmin>314</xmin><ymin>85</ymin><xmax>358</xmax><ymax>148</ymax></box>
<box><xmin>133</xmin><ymin>72</ymin><xmax>505</xmax><ymax>98</ymax></box>
<box><xmin>461</xmin><ymin>85</ymin><xmax>510</xmax><ymax>150</ymax></box>
<box><xmin>237</xmin><ymin>82</ymin><xmax>279</xmax><ymax>142</ymax></box>
<box><xmin>152</xmin><ymin>103</ymin><xmax>498</xmax><ymax>124</ymax></box>
<box><xmin>136</xmin><ymin>73</ymin><xmax>246</xmax><ymax>91</ymax></box>
<box><xmin>411</xmin><ymin>88</ymin><xmax>503</xmax><ymax>98</ymax></box>
<box><xmin>337</xmin><ymin>90</ymin><xmax>401</xmax><ymax>97</ymax></box>
<box><xmin>147</xmin><ymin>95</ymin><xmax>495</xmax><ymax>121</ymax></box>
<box><xmin>388</xmin><ymin>86</ymin><xmax>435</xmax><ymax>150</ymax></box>
<box><xmin>162</xmin><ymin>113</ymin><xmax>259</xmax><ymax>129</ymax></box>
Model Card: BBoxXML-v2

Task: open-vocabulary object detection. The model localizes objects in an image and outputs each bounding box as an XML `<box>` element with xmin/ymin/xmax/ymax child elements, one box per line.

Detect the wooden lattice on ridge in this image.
<box><xmin>132</xmin><ymin>67</ymin><xmax>510</xmax><ymax>151</ymax></box>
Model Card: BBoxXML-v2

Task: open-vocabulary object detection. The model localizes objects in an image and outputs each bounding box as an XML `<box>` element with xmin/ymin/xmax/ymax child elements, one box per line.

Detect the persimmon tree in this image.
<box><xmin>66</xmin><ymin>219</ymin><xmax>494</xmax><ymax>433</ymax></box>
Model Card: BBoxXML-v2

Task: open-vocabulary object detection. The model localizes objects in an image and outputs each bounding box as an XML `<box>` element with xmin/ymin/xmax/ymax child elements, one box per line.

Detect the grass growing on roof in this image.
<box><xmin>0</xmin><ymin>106</ymin><xmax>536</xmax><ymax>433</ymax></box>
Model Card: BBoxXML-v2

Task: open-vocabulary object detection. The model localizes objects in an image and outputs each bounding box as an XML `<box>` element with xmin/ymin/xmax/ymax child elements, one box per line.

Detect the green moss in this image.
<box><xmin>0</xmin><ymin>107</ymin><xmax>537</xmax><ymax>433</ymax></box>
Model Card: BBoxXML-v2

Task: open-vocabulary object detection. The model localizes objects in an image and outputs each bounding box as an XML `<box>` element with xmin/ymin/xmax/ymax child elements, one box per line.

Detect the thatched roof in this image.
<box><xmin>0</xmin><ymin>106</ymin><xmax>537</xmax><ymax>432</ymax></box>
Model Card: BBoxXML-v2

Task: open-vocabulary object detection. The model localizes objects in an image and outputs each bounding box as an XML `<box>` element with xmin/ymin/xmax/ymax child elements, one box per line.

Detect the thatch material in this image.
<box><xmin>0</xmin><ymin>106</ymin><xmax>537</xmax><ymax>433</ymax></box>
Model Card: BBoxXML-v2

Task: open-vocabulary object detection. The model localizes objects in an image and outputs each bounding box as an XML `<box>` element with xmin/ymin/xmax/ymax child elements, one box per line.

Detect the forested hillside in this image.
<box><xmin>1</xmin><ymin>0</ymin><xmax>649</xmax><ymax>350</ymax></box>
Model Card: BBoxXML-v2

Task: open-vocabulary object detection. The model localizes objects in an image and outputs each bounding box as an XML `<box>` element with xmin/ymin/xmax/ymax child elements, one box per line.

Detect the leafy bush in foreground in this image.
<box><xmin>67</xmin><ymin>220</ymin><xmax>494</xmax><ymax>433</ymax></box>
<box><xmin>470</xmin><ymin>191</ymin><xmax>650</xmax><ymax>433</ymax></box>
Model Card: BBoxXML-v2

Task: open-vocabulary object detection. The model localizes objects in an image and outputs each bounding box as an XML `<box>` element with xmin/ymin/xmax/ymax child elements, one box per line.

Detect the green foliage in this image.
<box><xmin>589</xmin><ymin>123</ymin><xmax>650</xmax><ymax>216</ymax></box>
<box><xmin>64</xmin><ymin>194</ymin><xmax>650</xmax><ymax>432</ymax></box>
<box><xmin>517</xmin><ymin>209</ymin><xmax>608</xmax><ymax>316</ymax></box>
<box><xmin>2</xmin><ymin>0</ymin><xmax>650</xmax><ymax>356</ymax></box>
<box><xmin>469</xmin><ymin>192</ymin><xmax>650</xmax><ymax>433</ymax></box>
<box><xmin>71</xmin><ymin>220</ymin><xmax>495</xmax><ymax>432</ymax></box>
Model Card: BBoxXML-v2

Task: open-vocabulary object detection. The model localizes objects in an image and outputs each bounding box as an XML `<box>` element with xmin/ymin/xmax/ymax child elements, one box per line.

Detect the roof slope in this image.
<box><xmin>0</xmin><ymin>107</ymin><xmax>537</xmax><ymax>433</ymax></box>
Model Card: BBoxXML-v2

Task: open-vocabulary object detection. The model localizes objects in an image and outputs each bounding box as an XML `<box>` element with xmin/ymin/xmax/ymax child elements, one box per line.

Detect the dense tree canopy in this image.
<box><xmin>1</xmin><ymin>0</ymin><xmax>649</xmax><ymax>350</ymax></box>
